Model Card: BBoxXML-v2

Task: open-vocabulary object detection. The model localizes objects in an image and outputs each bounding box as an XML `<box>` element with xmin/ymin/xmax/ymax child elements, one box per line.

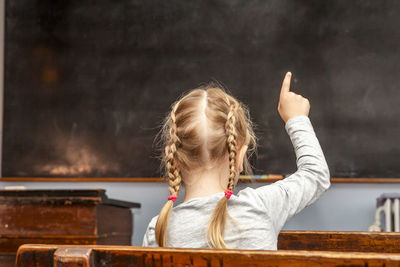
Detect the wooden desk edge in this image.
<box><xmin>1</xmin><ymin>177</ymin><xmax>400</xmax><ymax>183</ymax></box>
<box><xmin>278</xmin><ymin>230</ymin><xmax>400</xmax><ymax>236</ymax></box>
<box><xmin>16</xmin><ymin>244</ymin><xmax>400</xmax><ymax>259</ymax></box>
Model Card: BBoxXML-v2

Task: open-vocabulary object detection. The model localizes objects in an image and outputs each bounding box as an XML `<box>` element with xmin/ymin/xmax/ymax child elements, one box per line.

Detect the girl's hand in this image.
<box><xmin>278</xmin><ymin>72</ymin><xmax>310</xmax><ymax>123</ymax></box>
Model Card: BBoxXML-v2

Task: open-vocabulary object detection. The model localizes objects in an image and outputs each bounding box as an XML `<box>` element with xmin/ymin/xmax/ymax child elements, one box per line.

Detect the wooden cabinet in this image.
<box><xmin>0</xmin><ymin>189</ymin><xmax>140</xmax><ymax>267</ymax></box>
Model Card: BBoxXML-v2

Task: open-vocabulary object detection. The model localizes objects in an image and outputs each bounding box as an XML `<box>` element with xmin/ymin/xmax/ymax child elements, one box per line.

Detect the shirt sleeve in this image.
<box><xmin>255</xmin><ymin>116</ymin><xmax>330</xmax><ymax>236</ymax></box>
<box><xmin>142</xmin><ymin>217</ymin><xmax>158</xmax><ymax>247</ymax></box>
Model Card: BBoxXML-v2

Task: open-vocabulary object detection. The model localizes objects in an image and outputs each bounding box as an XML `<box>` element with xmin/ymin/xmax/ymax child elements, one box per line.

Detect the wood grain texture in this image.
<box><xmin>278</xmin><ymin>231</ymin><xmax>400</xmax><ymax>253</ymax></box>
<box><xmin>1</xmin><ymin>177</ymin><xmax>400</xmax><ymax>183</ymax></box>
<box><xmin>0</xmin><ymin>190</ymin><xmax>135</xmax><ymax>267</ymax></box>
<box><xmin>0</xmin><ymin>203</ymin><xmax>97</xmax><ymax>235</ymax></box>
<box><xmin>16</xmin><ymin>244</ymin><xmax>400</xmax><ymax>267</ymax></box>
<box><xmin>54</xmin><ymin>248</ymin><xmax>92</xmax><ymax>267</ymax></box>
<box><xmin>0</xmin><ymin>255</ymin><xmax>16</xmax><ymax>267</ymax></box>
<box><xmin>0</xmin><ymin>235</ymin><xmax>97</xmax><ymax>253</ymax></box>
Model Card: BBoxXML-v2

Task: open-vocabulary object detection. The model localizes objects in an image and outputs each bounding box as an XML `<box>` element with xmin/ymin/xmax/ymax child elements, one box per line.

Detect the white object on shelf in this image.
<box><xmin>393</xmin><ymin>198</ymin><xmax>400</xmax><ymax>232</ymax></box>
<box><xmin>369</xmin><ymin>193</ymin><xmax>400</xmax><ymax>232</ymax></box>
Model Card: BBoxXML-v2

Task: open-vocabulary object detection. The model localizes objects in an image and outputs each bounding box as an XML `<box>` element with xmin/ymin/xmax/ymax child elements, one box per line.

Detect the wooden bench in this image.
<box><xmin>16</xmin><ymin>244</ymin><xmax>400</xmax><ymax>267</ymax></box>
<box><xmin>278</xmin><ymin>231</ymin><xmax>400</xmax><ymax>253</ymax></box>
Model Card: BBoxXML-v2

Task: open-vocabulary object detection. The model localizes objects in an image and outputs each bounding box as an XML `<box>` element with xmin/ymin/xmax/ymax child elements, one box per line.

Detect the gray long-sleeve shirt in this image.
<box><xmin>143</xmin><ymin>116</ymin><xmax>330</xmax><ymax>250</ymax></box>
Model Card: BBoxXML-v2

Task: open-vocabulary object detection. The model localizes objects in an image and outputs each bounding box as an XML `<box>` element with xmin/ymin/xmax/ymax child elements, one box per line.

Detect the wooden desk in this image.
<box><xmin>16</xmin><ymin>244</ymin><xmax>400</xmax><ymax>267</ymax></box>
<box><xmin>0</xmin><ymin>189</ymin><xmax>140</xmax><ymax>267</ymax></box>
<box><xmin>278</xmin><ymin>231</ymin><xmax>400</xmax><ymax>253</ymax></box>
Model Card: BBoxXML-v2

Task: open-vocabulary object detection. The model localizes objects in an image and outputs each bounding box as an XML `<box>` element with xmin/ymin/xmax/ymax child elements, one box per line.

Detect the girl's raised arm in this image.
<box><xmin>254</xmin><ymin>72</ymin><xmax>330</xmax><ymax>235</ymax></box>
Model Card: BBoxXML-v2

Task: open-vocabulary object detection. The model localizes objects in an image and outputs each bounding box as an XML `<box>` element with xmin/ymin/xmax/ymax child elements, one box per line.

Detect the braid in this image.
<box><xmin>207</xmin><ymin>99</ymin><xmax>239</xmax><ymax>249</ymax></box>
<box><xmin>225</xmin><ymin>102</ymin><xmax>238</xmax><ymax>191</ymax></box>
<box><xmin>167</xmin><ymin>103</ymin><xmax>182</xmax><ymax>196</ymax></box>
<box><xmin>155</xmin><ymin>101</ymin><xmax>182</xmax><ymax>247</ymax></box>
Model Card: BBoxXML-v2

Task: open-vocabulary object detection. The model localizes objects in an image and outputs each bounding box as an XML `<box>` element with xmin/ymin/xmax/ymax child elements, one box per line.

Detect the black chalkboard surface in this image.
<box><xmin>3</xmin><ymin>0</ymin><xmax>400</xmax><ymax>178</ymax></box>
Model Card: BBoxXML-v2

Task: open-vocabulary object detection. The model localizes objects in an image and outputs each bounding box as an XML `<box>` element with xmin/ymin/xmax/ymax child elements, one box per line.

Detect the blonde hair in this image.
<box><xmin>155</xmin><ymin>83</ymin><xmax>256</xmax><ymax>248</ymax></box>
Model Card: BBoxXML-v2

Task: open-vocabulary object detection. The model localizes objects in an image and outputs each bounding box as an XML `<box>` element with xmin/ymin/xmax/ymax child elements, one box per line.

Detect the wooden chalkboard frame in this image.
<box><xmin>0</xmin><ymin>177</ymin><xmax>399</xmax><ymax>183</ymax></box>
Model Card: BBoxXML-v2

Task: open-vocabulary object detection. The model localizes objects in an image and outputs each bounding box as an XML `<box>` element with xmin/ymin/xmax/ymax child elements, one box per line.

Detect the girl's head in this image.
<box><xmin>155</xmin><ymin>82</ymin><xmax>256</xmax><ymax>248</ymax></box>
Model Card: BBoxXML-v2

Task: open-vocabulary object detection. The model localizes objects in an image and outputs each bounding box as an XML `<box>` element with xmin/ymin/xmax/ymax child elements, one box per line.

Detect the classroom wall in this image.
<box><xmin>0</xmin><ymin>2</ymin><xmax>399</xmax><ymax>247</ymax></box>
<box><xmin>0</xmin><ymin>180</ymin><xmax>398</xmax><ymax>246</ymax></box>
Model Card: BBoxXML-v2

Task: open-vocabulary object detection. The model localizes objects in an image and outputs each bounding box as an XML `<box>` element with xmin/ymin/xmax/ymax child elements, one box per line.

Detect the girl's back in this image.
<box><xmin>143</xmin><ymin>73</ymin><xmax>330</xmax><ymax>249</ymax></box>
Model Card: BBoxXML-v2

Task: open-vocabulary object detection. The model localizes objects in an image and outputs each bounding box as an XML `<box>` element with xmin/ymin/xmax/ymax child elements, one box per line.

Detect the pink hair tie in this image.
<box><xmin>168</xmin><ymin>195</ymin><xmax>178</xmax><ymax>202</ymax></box>
<box><xmin>224</xmin><ymin>190</ymin><xmax>233</xmax><ymax>199</ymax></box>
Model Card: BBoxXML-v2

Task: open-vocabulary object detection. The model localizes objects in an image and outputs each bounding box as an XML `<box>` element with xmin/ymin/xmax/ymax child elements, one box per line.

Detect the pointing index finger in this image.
<box><xmin>280</xmin><ymin>72</ymin><xmax>292</xmax><ymax>97</ymax></box>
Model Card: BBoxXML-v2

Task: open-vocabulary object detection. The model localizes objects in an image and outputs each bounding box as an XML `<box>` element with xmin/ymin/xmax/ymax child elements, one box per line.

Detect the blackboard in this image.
<box><xmin>3</xmin><ymin>0</ymin><xmax>400</xmax><ymax>178</ymax></box>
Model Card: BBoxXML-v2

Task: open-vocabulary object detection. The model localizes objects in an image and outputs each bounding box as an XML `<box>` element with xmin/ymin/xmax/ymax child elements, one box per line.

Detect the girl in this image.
<box><xmin>143</xmin><ymin>72</ymin><xmax>330</xmax><ymax>250</ymax></box>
